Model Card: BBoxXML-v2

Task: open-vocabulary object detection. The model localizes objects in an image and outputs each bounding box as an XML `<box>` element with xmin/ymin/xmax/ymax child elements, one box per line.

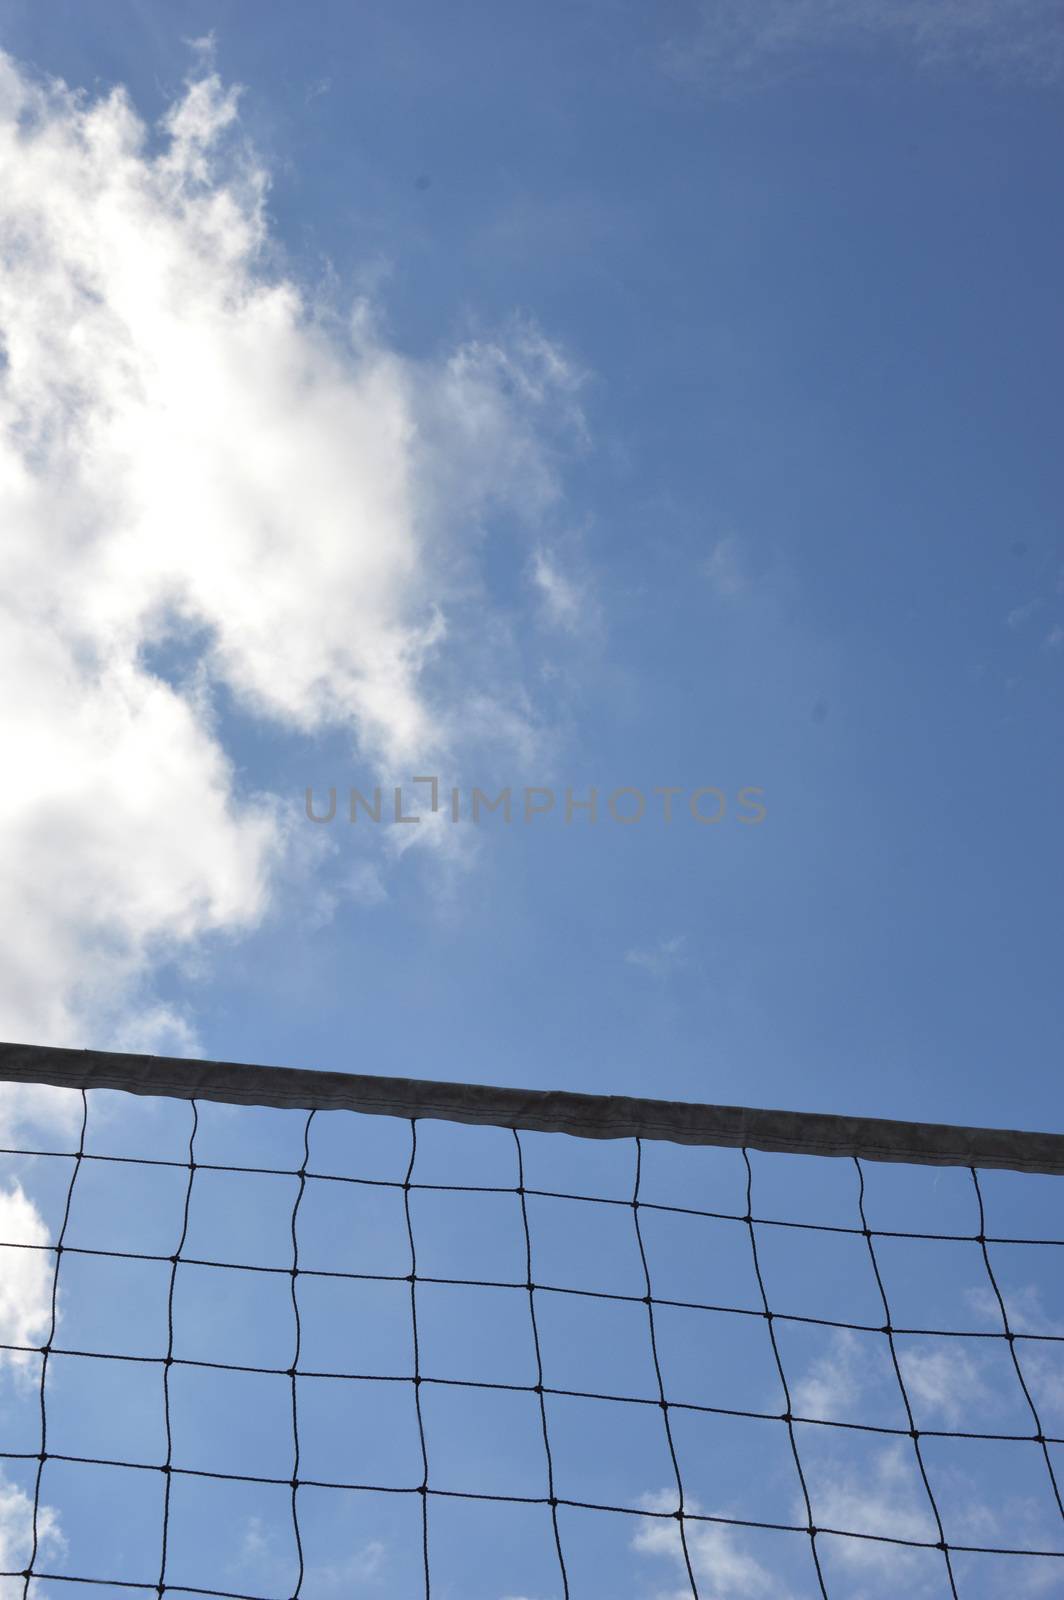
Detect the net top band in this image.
<box><xmin>1</xmin><ymin>1040</ymin><xmax>1061</xmax><ymax>1175</ymax></box>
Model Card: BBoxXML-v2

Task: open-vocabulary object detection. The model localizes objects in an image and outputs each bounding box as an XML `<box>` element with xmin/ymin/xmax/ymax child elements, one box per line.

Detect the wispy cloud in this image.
<box><xmin>634</xmin><ymin>1489</ymin><xmax>782</xmax><ymax>1598</ymax></box>
<box><xmin>0</xmin><ymin>1186</ymin><xmax>65</xmax><ymax>1573</ymax></box>
<box><xmin>967</xmin><ymin>1282</ymin><xmax>1064</xmax><ymax>1423</ymax></box>
<box><xmin>0</xmin><ymin>51</ymin><xmax>585</xmax><ymax>1053</ymax></box>
<box><xmin>702</xmin><ymin>537</ymin><xmax>747</xmax><ymax>598</ymax></box>
<box><xmin>666</xmin><ymin>0</ymin><xmax>1064</xmax><ymax>89</ymax></box>
<box><xmin>1007</xmin><ymin>599</ymin><xmax>1042</xmax><ymax>629</ymax></box>
<box><xmin>625</xmin><ymin>935</ymin><xmax>689</xmax><ymax>979</ymax></box>
<box><xmin>305</xmin><ymin>1541</ymin><xmax>387</xmax><ymax>1589</ymax></box>
<box><xmin>789</xmin><ymin>1309</ymin><xmax>1063</xmax><ymax>1587</ymax></box>
<box><xmin>790</xmin><ymin>1326</ymin><xmax>988</xmax><ymax>1432</ymax></box>
<box><xmin>0</xmin><ymin>1082</ymin><xmax>82</xmax><ymax>1149</ymax></box>
<box><xmin>792</xmin><ymin>1328</ymin><xmax>866</xmax><ymax>1421</ymax></box>
<box><xmin>529</xmin><ymin>546</ymin><xmax>589</xmax><ymax>633</ymax></box>
<box><xmin>897</xmin><ymin>1343</ymin><xmax>987</xmax><ymax>1426</ymax></box>
<box><xmin>807</xmin><ymin>1443</ymin><xmax>936</xmax><ymax>1574</ymax></box>
<box><xmin>0</xmin><ymin>1184</ymin><xmax>52</xmax><ymax>1373</ymax></box>
<box><xmin>237</xmin><ymin>1514</ymin><xmax>384</xmax><ymax>1591</ymax></box>
<box><xmin>0</xmin><ymin>1471</ymin><xmax>63</xmax><ymax>1582</ymax></box>
<box><xmin>966</xmin><ymin>1282</ymin><xmax>1064</xmax><ymax>1337</ymax></box>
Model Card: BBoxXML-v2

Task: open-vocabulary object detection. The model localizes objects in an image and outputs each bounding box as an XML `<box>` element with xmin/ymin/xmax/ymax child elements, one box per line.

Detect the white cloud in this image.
<box><xmin>1026</xmin><ymin>1349</ymin><xmax>1064</xmax><ymax>1423</ymax></box>
<box><xmin>238</xmin><ymin>1512</ymin><xmax>384</xmax><ymax>1589</ymax></box>
<box><xmin>967</xmin><ymin>1282</ymin><xmax>1064</xmax><ymax>1423</ymax></box>
<box><xmin>791</xmin><ymin>1330</ymin><xmax>989</xmax><ymax>1547</ymax></box>
<box><xmin>1007</xmin><ymin>599</ymin><xmax>1042</xmax><ymax>628</ymax></box>
<box><xmin>666</xmin><ymin>0</ymin><xmax>1064</xmax><ymax>88</ymax></box>
<box><xmin>966</xmin><ymin>1281</ymin><xmax>1063</xmax><ymax>1336</ymax></box>
<box><xmin>625</xmin><ymin>935</ymin><xmax>688</xmax><ymax>979</ymax></box>
<box><xmin>305</xmin><ymin>1540</ymin><xmax>387</xmax><ymax>1589</ymax></box>
<box><xmin>808</xmin><ymin>1444</ymin><xmax>935</xmax><ymax>1574</ymax></box>
<box><xmin>702</xmin><ymin>537</ymin><xmax>746</xmax><ymax>598</ymax></box>
<box><xmin>634</xmin><ymin>1489</ymin><xmax>781</xmax><ymax>1599</ymax></box>
<box><xmin>0</xmin><ymin>53</ymin><xmax>585</xmax><ymax>1053</ymax></box>
<box><xmin>0</xmin><ymin>1083</ymin><xmax>82</xmax><ymax>1149</ymax></box>
<box><xmin>529</xmin><ymin>545</ymin><xmax>593</xmax><ymax>633</ymax></box>
<box><xmin>790</xmin><ymin>1304</ymin><xmax>1062</xmax><ymax>1588</ymax></box>
<box><xmin>0</xmin><ymin>1471</ymin><xmax>63</xmax><ymax>1594</ymax></box>
<box><xmin>1043</xmin><ymin>625</ymin><xmax>1064</xmax><ymax>651</ymax></box>
<box><xmin>238</xmin><ymin>1515</ymin><xmax>272</xmax><ymax>1564</ymax></box>
<box><xmin>105</xmin><ymin>1004</ymin><xmax>204</xmax><ymax>1058</ymax></box>
<box><xmin>792</xmin><ymin>1328</ymin><xmax>865</xmax><ymax>1421</ymax></box>
<box><xmin>530</xmin><ymin>547</ymin><xmax>579</xmax><ymax>629</ymax></box>
<box><xmin>0</xmin><ymin>1184</ymin><xmax>52</xmax><ymax>1371</ymax></box>
<box><xmin>897</xmin><ymin>1343</ymin><xmax>987</xmax><ymax>1426</ymax></box>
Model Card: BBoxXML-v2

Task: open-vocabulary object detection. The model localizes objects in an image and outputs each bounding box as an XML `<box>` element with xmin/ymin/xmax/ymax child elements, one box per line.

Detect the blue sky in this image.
<box><xmin>1</xmin><ymin>1</ymin><xmax>1064</xmax><ymax>1594</ymax></box>
<box><xmin>2</xmin><ymin>1091</ymin><xmax>1064</xmax><ymax>1596</ymax></box>
<box><xmin>0</xmin><ymin>1</ymin><xmax>1063</xmax><ymax>1129</ymax></box>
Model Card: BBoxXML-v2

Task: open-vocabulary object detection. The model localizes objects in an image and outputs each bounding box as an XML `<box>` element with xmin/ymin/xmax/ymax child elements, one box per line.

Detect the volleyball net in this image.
<box><xmin>0</xmin><ymin>1041</ymin><xmax>1062</xmax><ymax>1599</ymax></box>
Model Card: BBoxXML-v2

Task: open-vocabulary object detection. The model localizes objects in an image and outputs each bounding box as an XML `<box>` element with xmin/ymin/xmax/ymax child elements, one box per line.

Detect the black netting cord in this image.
<box><xmin>157</xmin><ymin>1099</ymin><xmax>199</xmax><ymax>1597</ymax></box>
<box><xmin>970</xmin><ymin>1165</ymin><xmax>1064</xmax><ymax>1523</ymax></box>
<box><xmin>22</xmin><ymin>1087</ymin><xmax>87</xmax><ymax>1599</ymax></box>
<box><xmin>513</xmin><ymin>1128</ymin><xmax>570</xmax><ymax>1599</ymax></box>
<box><xmin>632</xmin><ymin>1137</ymin><xmax>700</xmax><ymax>1599</ymax></box>
<box><xmin>854</xmin><ymin>1155</ymin><xmax>957</xmax><ymax>1594</ymax></box>
<box><xmin>286</xmin><ymin>1110</ymin><xmax>313</xmax><ymax>1598</ymax></box>
<box><xmin>403</xmin><ymin>1119</ymin><xmax>431</xmax><ymax>1597</ymax></box>
<box><xmin>741</xmin><ymin>1147</ymin><xmax>829</xmax><ymax>1598</ymax></box>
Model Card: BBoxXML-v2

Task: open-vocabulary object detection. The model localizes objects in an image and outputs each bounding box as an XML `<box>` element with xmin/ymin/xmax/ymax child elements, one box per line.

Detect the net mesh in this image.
<box><xmin>0</xmin><ymin>1078</ymin><xmax>1062</xmax><ymax>1598</ymax></box>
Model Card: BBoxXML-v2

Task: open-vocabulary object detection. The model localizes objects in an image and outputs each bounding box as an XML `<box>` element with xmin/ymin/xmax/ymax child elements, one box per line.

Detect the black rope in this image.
<box><xmin>970</xmin><ymin>1166</ymin><xmax>1064</xmax><ymax>1523</ymax></box>
<box><xmin>854</xmin><ymin>1156</ymin><xmax>957</xmax><ymax>1594</ymax></box>
<box><xmin>741</xmin><ymin>1147</ymin><xmax>829</xmax><ymax>1597</ymax></box>
<box><xmin>0</xmin><ymin>1356</ymin><xmax>1060</xmax><ymax>1441</ymax></box>
<box><xmin>0</xmin><ymin>1472</ymin><xmax>1061</xmax><ymax>1596</ymax></box>
<box><xmin>286</xmin><ymin>1111</ymin><xmax>313</xmax><ymax>1598</ymax></box>
<box><xmin>402</xmin><ymin>1119</ymin><xmax>430</xmax><ymax>1598</ymax></box>
<box><xmin>157</xmin><ymin>1099</ymin><xmax>198</xmax><ymax>1597</ymax></box>
<box><xmin>4</xmin><ymin>1140</ymin><xmax>1064</xmax><ymax>1247</ymax></box>
<box><xmin>4</xmin><ymin>1231</ymin><xmax>1064</xmax><ymax>1346</ymax></box>
<box><xmin>21</xmin><ymin>1088</ymin><xmax>86</xmax><ymax>1598</ymax></box>
<box><xmin>513</xmin><ymin>1129</ymin><xmax>570</xmax><ymax>1598</ymax></box>
<box><xmin>631</xmin><ymin>1137</ymin><xmax>700</xmax><ymax>1597</ymax></box>
<box><xmin>2</xmin><ymin>1087</ymin><xmax>1064</xmax><ymax>1594</ymax></box>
